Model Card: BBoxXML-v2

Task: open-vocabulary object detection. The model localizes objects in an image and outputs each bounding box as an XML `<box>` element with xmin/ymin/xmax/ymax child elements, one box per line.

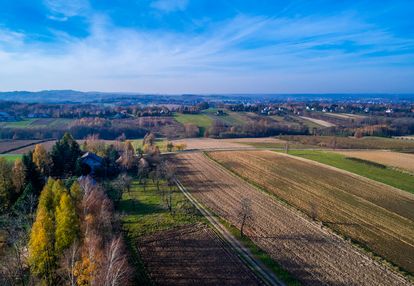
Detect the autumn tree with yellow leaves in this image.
<box><xmin>55</xmin><ymin>192</ymin><xmax>79</xmax><ymax>253</ymax></box>
<box><xmin>33</xmin><ymin>144</ymin><xmax>52</xmax><ymax>175</ymax></box>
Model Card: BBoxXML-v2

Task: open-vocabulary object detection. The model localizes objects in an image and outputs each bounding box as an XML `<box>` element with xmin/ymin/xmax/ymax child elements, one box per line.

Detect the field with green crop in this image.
<box><xmin>0</xmin><ymin>119</ymin><xmax>36</xmax><ymax>128</ymax></box>
<box><xmin>202</xmin><ymin>108</ymin><xmax>248</xmax><ymax>126</ymax></box>
<box><xmin>0</xmin><ymin>154</ymin><xmax>22</xmax><ymax>162</ymax></box>
<box><xmin>287</xmin><ymin>150</ymin><xmax>414</xmax><ymax>194</ymax></box>
<box><xmin>0</xmin><ymin>118</ymin><xmax>73</xmax><ymax>129</ymax></box>
<box><xmin>174</xmin><ymin>113</ymin><xmax>213</xmax><ymax>135</ymax></box>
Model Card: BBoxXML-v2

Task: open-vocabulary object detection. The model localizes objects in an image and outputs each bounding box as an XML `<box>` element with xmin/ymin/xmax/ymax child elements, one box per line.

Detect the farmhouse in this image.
<box><xmin>81</xmin><ymin>152</ymin><xmax>103</xmax><ymax>174</ymax></box>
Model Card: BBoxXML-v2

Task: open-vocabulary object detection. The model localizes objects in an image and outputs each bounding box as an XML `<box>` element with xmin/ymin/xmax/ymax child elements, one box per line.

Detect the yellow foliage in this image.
<box><xmin>33</xmin><ymin>144</ymin><xmax>51</xmax><ymax>174</ymax></box>
<box><xmin>52</xmin><ymin>179</ymin><xmax>65</xmax><ymax>208</ymax></box>
<box><xmin>38</xmin><ymin>178</ymin><xmax>56</xmax><ymax>212</ymax></box>
<box><xmin>70</xmin><ymin>181</ymin><xmax>83</xmax><ymax>204</ymax></box>
<box><xmin>74</xmin><ymin>257</ymin><xmax>96</xmax><ymax>286</ymax></box>
<box><xmin>55</xmin><ymin>193</ymin><xmax>79</xmax><ymax>253</ymax></box>
<box><xmin>28</xmin><ymin>206</ymin><xmax>55</xmax><ymax>278</ymax></box>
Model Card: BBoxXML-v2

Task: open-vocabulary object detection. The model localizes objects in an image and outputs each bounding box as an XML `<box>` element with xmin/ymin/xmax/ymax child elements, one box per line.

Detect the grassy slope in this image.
<box><xmin>202</xmin><ymin>109</ymin><xmax>247</xmax><ymax>126</ymax></box>
<box><xmin>288</xmin><ymin>150</ymin><xmax>414</xmax><ymax>194</ymax></box>
<box><xmin>174</xmin><ymin>113</ymin><xmax>213</xmax><ymax>135</ymax></box>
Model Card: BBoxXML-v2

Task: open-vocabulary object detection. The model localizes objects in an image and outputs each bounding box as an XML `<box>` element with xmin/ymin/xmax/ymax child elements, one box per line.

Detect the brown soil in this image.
<box><xmin>174</xmin><ymin>152</ymin><xmax>412</xmax><ymax>286</ymax></box>
<box><xmin>138</xmin><ymin>223</ymin><xmax>262</xmax><ymax>286</ymax></box>
<box><xmin>0</xmin><ymin>139</ymin><xmax>47</xmax><ymax>154</ymax></box>
<box><xmin>208</xmin><ymin>150</ymin><xmax>414</xmax><ymax>274</ymax></box>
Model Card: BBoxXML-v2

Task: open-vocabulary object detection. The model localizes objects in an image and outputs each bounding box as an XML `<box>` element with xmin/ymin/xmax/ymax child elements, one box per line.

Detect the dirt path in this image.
<box><xmin>174</xmin><ymin>152</ymin><xmax>412</xmax><ymax>286</ymax></box>
<box><xmin>175</xmin><ymin>180</ymin><xmax>284</xmax><ymax>286</ymax></box>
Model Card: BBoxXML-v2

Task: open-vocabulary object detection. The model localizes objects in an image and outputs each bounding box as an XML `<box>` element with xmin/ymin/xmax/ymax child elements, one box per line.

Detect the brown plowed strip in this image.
<box><xmin>174</xmin><ymin>152</ymin><xmax>412</xmax><ymax>286</ymax></box>
<box><xmin>138</xmin><ymin>224</ymin><xmax>262</xmax><ymax>286</ymax></box>
<box><xmin>207</xmin><ymin>150</ymin><xmax>414</xmax><ymax>273</ymax></box>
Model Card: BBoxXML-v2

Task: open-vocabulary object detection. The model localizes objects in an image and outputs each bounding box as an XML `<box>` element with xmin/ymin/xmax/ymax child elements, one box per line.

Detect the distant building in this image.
<box><xmin>81</xmin><ymin>152</ymin><xmax>103</xmax><ymax>174</ymax></box>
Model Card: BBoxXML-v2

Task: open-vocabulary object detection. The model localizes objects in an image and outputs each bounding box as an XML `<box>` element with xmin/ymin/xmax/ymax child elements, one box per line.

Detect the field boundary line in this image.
<box><xmin>0</xmin><ymin>138</ymin><xmax>55</xmax><ymax>154</ymax></box>
<box><xmin>202</xmin><ymin>151</ymin><xmax>414</xmax><ymax>283</ymax></box>
<box><xmin>175</xmin><ymin>179</ymin><xmax>285</xmax><ymax>286</ymax></box>
<box><xmin>272</xmin><ymin>150</ymin><xmax>414</xmax><ymax>198</ymax></box>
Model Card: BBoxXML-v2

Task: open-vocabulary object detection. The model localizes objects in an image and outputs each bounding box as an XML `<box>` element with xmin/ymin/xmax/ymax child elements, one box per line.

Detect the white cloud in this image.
<box><xmin>43</xmin><ymin>0</ymin><xmax>90</xmax><ymax>19</ymax></box>
<box><xmin>151</xmin><ymin>0</ymin><xmax>188</xmax><ymax>13</ymax></box>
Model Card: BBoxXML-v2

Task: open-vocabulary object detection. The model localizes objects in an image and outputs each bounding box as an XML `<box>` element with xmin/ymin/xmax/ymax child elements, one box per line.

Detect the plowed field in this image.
<box><xmin>138</xmin><ymin>223</ymin><xmax>262</xmax><ymax>286</ymax></box>
<box><xmin>174</xmin><ymin>152</ymin><xmax>412</xmax><ymax>286</ymax></box>
<box><xmin>207</xmin><ymin>150</ymin><xmax>414</xmax><ymax>274</ymax></box>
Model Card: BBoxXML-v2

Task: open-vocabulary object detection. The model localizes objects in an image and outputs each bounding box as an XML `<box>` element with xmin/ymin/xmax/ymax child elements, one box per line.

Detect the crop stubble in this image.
<box><xmin>174</xmin><ymin>152</ymin><xmax>412</xmax><ymax>286</ymax></box>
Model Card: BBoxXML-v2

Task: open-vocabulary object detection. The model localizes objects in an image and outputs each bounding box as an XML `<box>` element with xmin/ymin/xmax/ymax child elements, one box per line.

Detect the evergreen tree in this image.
<box><xmin>22</xmin><ymin>151</ymin><xmax>44</xmax><ymax>196</ymax></box>
<box><xmin>55</xmin><ymin>193</ymin><xmax>79</xmax><ymax>253</ymax></box>
<box><xmin>51</xmin><ymin>133</ymin><xmax>82</xmax><ymax>177</ymax></box>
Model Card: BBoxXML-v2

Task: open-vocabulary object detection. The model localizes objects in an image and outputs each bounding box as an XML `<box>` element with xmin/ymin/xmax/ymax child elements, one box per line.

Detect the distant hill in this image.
<box><xmin>0</xmin><ymin>90</ymin><xmax>413</xmax><ymax>103</ymax></box>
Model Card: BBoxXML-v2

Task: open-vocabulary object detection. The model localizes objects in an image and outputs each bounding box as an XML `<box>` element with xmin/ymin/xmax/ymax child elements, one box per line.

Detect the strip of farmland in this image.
<box><xmin>174</xmin><ymin>152</ymin><xmax>412</xmax><ymax>286</ymax></box>
<box><xmin>139</xmin><ymin>224</ymin><xmax>262</xmax><ymax>286</ymax></box>
<box><xmin>207</xmin><ymin>150</ymin><xmax>414</xmax><ymax>275</ymax></box>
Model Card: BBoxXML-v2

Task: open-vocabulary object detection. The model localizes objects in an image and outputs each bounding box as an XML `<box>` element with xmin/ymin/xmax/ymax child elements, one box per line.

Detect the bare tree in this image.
<box><xmin>102</xmin><ymin>237</ymin><xmax>131</xmax><ymax>286</ymax></box>
<box><xmin>238</xmin><ymin>198</ymin><xmax>253</xmax><ymax>237</ymax></box>
<box><xmin>60</xmin><ymin>242</ymin><xmax>80</xmax><ymax>286</ymax></box>
<box><xmin>309</xmin><ymin>201</ymin><xmax>318</xmax><ymax>221</ymax></box>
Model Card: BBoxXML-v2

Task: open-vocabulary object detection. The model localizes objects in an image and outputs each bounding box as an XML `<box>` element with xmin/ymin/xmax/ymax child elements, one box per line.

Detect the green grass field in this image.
<box><xmin>0</xmin><ymin>154</ymin><xmax>22</xmax><ymax>162</ymax></box>
<box><xmin>118</xmin><ymin>179</ymin><xmax>205</xmax><ymax>283</ymax></box>
<box><xmin>0</xmin><ymin>118</ymin><xmax>73</xmax><ymax>129</ymax></box>
<box><xmin>0</xmin><ymin>119</ymin><xmax>36</xmax><ymax>128</ymax></box>
<box><xmin>202</xmin><ymin>108</ymin><xmax>247</xmax><ymax>126</ymax></box>
<box><xmin>287</xmin><ymin>150</ymin><xmax>414</xmax><ymax>194</ymax></box>
<box><xmin>119</xmin><ymin>179</ymin><xmax>204</xmax><ymax>238</ymax></box>
<box><xmin>174</xmin><ymin>113</ymin><xmax>213</xmax><ymax>136</ymax></box>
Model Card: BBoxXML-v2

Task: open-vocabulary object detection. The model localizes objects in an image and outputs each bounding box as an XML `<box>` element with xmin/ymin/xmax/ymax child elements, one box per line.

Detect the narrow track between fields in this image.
<box><xmin>175</xmin><ymin>179</ymin><xmax>285</xmax><ymax>286</ymax></box>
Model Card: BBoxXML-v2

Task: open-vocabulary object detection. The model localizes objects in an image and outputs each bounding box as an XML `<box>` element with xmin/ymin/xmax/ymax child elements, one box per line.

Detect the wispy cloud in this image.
<box><xmin>0</xmin><ymin>4</ymin><xmax>413</xmax><ymax>93</ymax></box>
<box><xmin>43</xmin><ymin>0</ymin><xmax>90</xmax><ymax>20</ymax></box>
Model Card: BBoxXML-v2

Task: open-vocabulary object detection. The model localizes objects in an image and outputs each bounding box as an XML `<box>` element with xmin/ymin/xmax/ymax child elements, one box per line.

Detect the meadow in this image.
<box><xmin>173</xmin><ymin>113</ymin><xmax>213</xmax><ymax>135</ymax></box>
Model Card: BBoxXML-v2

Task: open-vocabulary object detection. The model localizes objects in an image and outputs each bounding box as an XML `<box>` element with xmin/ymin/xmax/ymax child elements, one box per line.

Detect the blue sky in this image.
<box><xmin>0</xmin><ymin>0</ymin><xmax>413</xmax><ymax>93</ymax></box>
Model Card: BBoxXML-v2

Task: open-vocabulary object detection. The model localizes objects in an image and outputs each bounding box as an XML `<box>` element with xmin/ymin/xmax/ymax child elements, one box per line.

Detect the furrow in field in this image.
<box><xmin>206</xmin><ymin>150</ymin><xmax>414</xmax><ymax>274</ymax></box>
<box><xmin>174</xmin><ymin>152</ymin><xmax>412</xmax><ymax>286</ymax></box>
